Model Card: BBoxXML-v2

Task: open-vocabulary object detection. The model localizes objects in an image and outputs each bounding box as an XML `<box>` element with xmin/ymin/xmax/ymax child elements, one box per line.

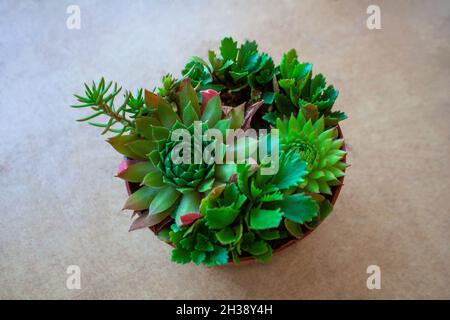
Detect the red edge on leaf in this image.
<box><xmin>180</xmin><ymin>213</ymin><xmax>202</xmax><ymax>226</ymax></box>
<box><xmin>116</xmin><ymin>159</ymin><xmax>140</xmax><ymax>177</ymax></box>
<box><xmin>200</xmin><ymin>89</ymin><xmax>220</xmax><ymax>113</ymax></box>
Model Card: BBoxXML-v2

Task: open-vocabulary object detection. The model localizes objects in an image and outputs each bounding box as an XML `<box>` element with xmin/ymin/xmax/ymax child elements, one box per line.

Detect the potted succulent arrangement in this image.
<box><xmin>71</xmin><ymin>37</ymin><xmax>348</xmax><ymax>267</ymax></box>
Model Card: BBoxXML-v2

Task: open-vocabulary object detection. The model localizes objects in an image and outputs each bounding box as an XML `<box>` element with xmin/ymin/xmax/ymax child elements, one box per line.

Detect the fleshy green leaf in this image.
<box><xmin>191</xmin><ymin>251</ymin><xmax>206</xmax><ymax>265</ymax></box>
<box><xmin>277</xmin><ymin>193</ymin><xmax>319</xmax><ymax>224</ymax></box>
<box><xmin>171</xmin><ymin>247</ymin><xmax>191</xmax><ymax>264</ymax></box>
<box><xmin>250</xmin><ymin>208</ymin><xmax>282</xmax><ymax>230</ymax></box>
<box><xmin>107</xmin><ymin>135</ymin><xmax>145</xmax><ymax>160</ymax></box>
<box><xmin>228</xmin><ymin>103</ymin><xmax>245</xmax><ymax>129</ymax></box>
<box><xmin>284</xmin><ymin>219</ymin><xmax>304</xmax><ymax>238</ymax></box>
<box><xmin>270</xmin><ymin>152</ymin><xmax>308</xmax><ymax>190</ymax></box>
<box><xmin>204</xmin><ymin>206</ymin><xmax>239</xmax><ymax>229</ymax></box>
<box><xmin>126</xmin><ymin>140</ymin><xmax>156</xmax><ymax>159</ymax></box>
<box><xmin>207</xmin><ymin>246</ymin><xmax>229</xmax><ymax>266</ymax></box>
<box><xmin>254</xmin><ymin>245</ymin><xmax>272</xmax><ymax>263</ymax></box>
<box><xmin>123</xmin><ymin>186</ymin><xmax>159</xmax><ymax>211</ymax></box>
<box><xmin>177</xmin><ymin>79</ymin><xmax>200</xmax><ymax>118</ymax></box>
<box><xmin>151</xmin><ymin>125</ymin><xmax>169</xmax><ymax>141</ymax></box>
<box><xmin>319</xmin><ymin>200</ymin><xmax>333</xmax><ymax>221</ymax></box>
<box><xmin>220</xmin><ymin>37</ymin><xmax>238</xmax><ymax>61</ymax></box>
<box><xmin>201</xmin><ymin>95</ymin><xmax>222</xmax><ymax>128</ymax></box>
<box><xmin>129</xmin><ymin>209</ymin><xmax>171</xmax><ymax>231</ymax></box>
<box><xmin>258</xmin><ymin>230</ymin><xmax>281</xmax><ymax>240</ymax></box>
<box><xmin>141</xmin><ymin>170</ymin><xmax>164</xmax><ymax>188</ymax></box>
<box><xmin>149</xmin><ymin>186</ymin><xmax>180</xmax><ymax>214</ymax></box>
<box><xmin>117</xmin><ymin>161</ymin><xmax>155</xmax><ymax>183</ymax></box>
<box><xmin>195</xmin><ymin>234</ymin><xmax>214</xmax><ymax>252</ymax></box>
<box><xmin>215</xmin><ymin>163</ymin><xmax>236</xmax><ymax>182</ymax></box>
<box><xmin>182</xmin><ymin>101</ymin><xmax>198</xmax><ymax>126</ymax></box>
<box><xmin>241</xmin><ymin>239</ymin><xmax>269</xmax><ymax>255</ymax></box>
<box><xmin>173</xmin><ymin>191</ymin><xmax>201</xmax><ymax>225</ymax></box>
<box><xmin>157</xmin><ymin>99</ymin><xmax>181</xmax><ymax>129</ymax></box>
<box><xmin>135</xmin><ymin>116</ymin><xmax>160</xmax><ymax>140</ymax></box>
<box><xmin>216</xmin><ymin>227</ymin><xmax>237</xmax><ymax>244</ymax></box>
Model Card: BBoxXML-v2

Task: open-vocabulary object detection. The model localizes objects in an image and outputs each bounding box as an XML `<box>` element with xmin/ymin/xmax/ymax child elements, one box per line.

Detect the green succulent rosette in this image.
<box><xmin>112</xmin><ymin>79</ymin><xmax>243</xmax><ymax>230</ymax></box>
<box><xmin>276</xmin><ymin>113</ymin><xmax>347</xmax><ymax>194</ymax></box>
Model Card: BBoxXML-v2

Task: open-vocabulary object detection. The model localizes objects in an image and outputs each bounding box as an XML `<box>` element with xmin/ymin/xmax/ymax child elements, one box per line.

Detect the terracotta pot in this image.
<box><xmin>125</xmin><ymin>125</ymin><xmax>347</xmax><ymax>265</ymax></box>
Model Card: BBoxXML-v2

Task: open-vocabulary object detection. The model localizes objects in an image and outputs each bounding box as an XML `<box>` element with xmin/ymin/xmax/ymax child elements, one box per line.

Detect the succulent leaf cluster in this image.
<box><xmin>182</xmin><ymin>37</ymin><xmax>276</xmax><ymax>106</ymax></box>
<box><xmin>265</xmin><ymin>49</ymin><xmax>347</xmax><ymax>127</ymax></box>
<box><xmin>276</xmin><ymin>113</ymin><xmax>347</xmax><ymax>194</ymax></box>
<box><xmin>72</xmin><ymin>37</ymin><xmax>348</xmax><ymax>267</ymax></box>
<box><xmin>182</xmin><ymin>37</ymin><xmax>347</xmax><ymax>128</ymax></box>
<box><xmin>169</xmin><ymin>152</ymin><xmax>321</xmax><ymax>266</ymax></box>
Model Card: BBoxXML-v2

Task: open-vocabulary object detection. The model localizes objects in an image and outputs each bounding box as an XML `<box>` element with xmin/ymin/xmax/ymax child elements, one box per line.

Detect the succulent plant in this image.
<box><xmin>71</xmin><ymin>37</ymin><xmax>348</xmax><ymax>267</ymax></box>
<box><xmin>113</xmin><ymin>79</ymin><xmax>250</xmax><ymax>230</ymax></box>
<box><xmin>71</xmin><ymin>78</ymin><xmax>149</xmax><ymax>135</ymax></box>
<box><xmin>182</xmin><ymin>37</ymin><xmax>276</xmax><ymax>106</ymax></box>
<box><xmin>276</xmin><ymin>113</ymin><xmax>347</xmax><ymax>194</ymax></box>
<box><xmin>168</xmin><ymin>152</ymin><xmax>320</xmax><ymax>266</ymax></box>
<box><xmin>263</xmin><ymin>49</ymin><xmax>347</xmax><ymax>127</ymax></box>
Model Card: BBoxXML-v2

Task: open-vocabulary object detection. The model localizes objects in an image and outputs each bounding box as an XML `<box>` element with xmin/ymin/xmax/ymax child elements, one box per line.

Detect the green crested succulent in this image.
<box><xmin>263</xmin><ymin>49</ymin><xmax>347</xmax><ymax>127</ymax></box>
<box><xmin>182</xmin><ymin>36</ymin><xmax>276</xmax><ymax>106</ymax></box>
<box><xmin>168</xmin><ymin>152</ymin><xmax>320</xmax><ymax>266</ymax></box>
<box><xmin>276</xmin><ymin>113</ymin><xmax>347</xmax><ymax>194</ymax></box>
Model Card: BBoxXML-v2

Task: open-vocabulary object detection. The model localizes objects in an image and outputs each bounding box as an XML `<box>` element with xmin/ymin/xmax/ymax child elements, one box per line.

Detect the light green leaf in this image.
<box><xmin>141</xmin><ymin>170</ymin><xmax>164</xmax><ymax>188</ymax></box>
<box><xmin>215</xmin><ymin>163</ymin><xmax>236</xmax><ymax>182</ymax></box>
<box><xmin>182</xmin><ymin>101</ymin><xmax>198</xmax><ymax>126</ymax></box>
<box><xmin>123</xmin><ymin>186</ymin><xmax>159</xmax><ymax>211</ymax></box>
<box><xmin>250</xmin><ymin>208</ymin><xmax>282</xmax><ymax>230</ymax></box>
<box><xmin>135</xmin><ymin>116</ymin><xmax>160</xmax><ymax>140</ymax></box>
<box><xmin>229</xmin><ymin>103</ymin><xmax>245</xmax><ymax>129</ymax></box>
<box><xmin>126</xmin><ymin>140</ymin><xmax>157</xmax><ymax>159</ymax></box>
<box><xmin>201</xmin><ymin>95</ymin><xmax>222</xmax><ymax>128</ymax></box>
<box><xmin>270</xmin><ymin>152</ymin><xmax>308</xmax><ymax>190</ymax></box>
<box><xmin>107</xmin><ymin>135</ymin><xmax>145</xmax><ymax>160</ymax></box>
<box><xmin>277</xmin><ymin>193</ymin><xmax>319</xmax><ymax>224</ymax></box>
<box><xmin>205</xmin><ymin>206</ymin><xmax>239</xmax><ymax>229</ymax></box>
<box><xmin>157</xmin><ymin>99</ymin><xmax>180</xmax><ymax>129</ymax></box>
<box><xmin>216</xmin><ymin>227</ymin><xmax>237</xmax><ymax>244</ymax></box>
<box><xmin>198</xmin><ymin>178</ymin><xmax>215</xmax><ymax>193</ymax></box>
<box><xmin>177</xmin><ymin>79</ymin><xmax>200</xmax><ymax>117</ymax></box>
<box><xmin>173</xmin><ymin>191</ymin><xmax>201</xmax><ymax>225</ymax></box>
<box><xmin>117</xmin><ymin>161</ymin><xmax>155</xmax><ymax>183</ymax></box>
<box><xmin>191</xmin><ymin>251</ymin><xmax>206</xmax><ymax>265</ymax></box>
<box><xmin>150</xmin><ymin>186</ymin><xmax>180</xmax><ymax>214</ymax></box>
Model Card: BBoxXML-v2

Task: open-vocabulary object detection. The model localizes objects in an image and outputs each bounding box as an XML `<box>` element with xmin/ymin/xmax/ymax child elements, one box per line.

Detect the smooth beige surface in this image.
<box><xmin>1</xmin><ymin>0</ymin><xmax>449</xmax><ymax>299</ymax></box>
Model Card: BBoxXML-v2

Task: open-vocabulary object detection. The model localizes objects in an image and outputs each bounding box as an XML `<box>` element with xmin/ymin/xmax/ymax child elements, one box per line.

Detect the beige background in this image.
<box><xmin>0</xmin><ymin>0</ymin><xmax>449</xmax><ymax>299</ymax></box>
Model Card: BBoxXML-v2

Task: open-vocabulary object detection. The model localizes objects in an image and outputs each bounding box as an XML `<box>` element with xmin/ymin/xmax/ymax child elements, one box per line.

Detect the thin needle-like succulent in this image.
<box><xmin>71</xmin><ymin>78</ymin><xmax>150</xmax><ymax>135</ymax></box>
